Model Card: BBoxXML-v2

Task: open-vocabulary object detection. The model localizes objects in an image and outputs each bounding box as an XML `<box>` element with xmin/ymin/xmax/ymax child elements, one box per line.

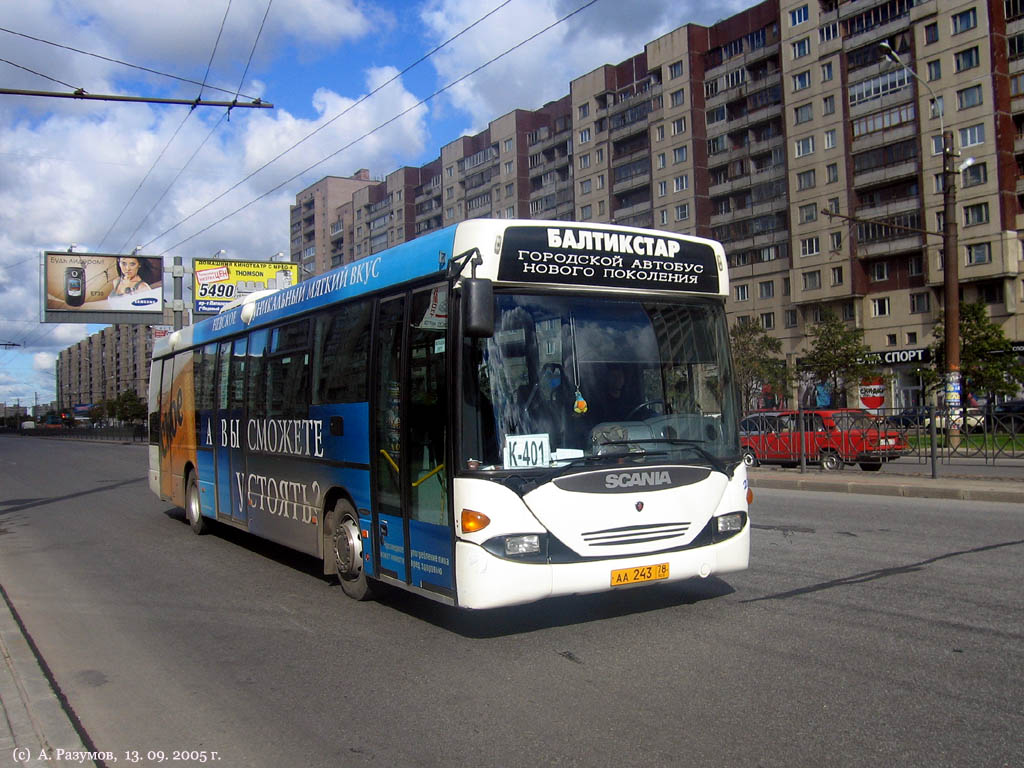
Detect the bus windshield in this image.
<box><xmin>460</xmin><ymin>293</ymin><xmax>740</xmax><ymax>472</ymax></box>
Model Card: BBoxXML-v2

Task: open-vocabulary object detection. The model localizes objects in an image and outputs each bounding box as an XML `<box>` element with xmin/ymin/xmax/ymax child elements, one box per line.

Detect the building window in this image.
<box><xmin>952</xmin><ymin>8</ymin><xmax>977</xmax><ymax>34</ymax></box>
<box><xmin>735</xmin><ymin>284</ymin><xmax>749</xmax><ymax>301</ymax></box>
<box><xmin>957</xmin><ymin>85</ymin><xmax>983</xmax><ymax>110</ymax></box>
<box><xmin>907</xmin><ymin>331</ymin><xmax>918</xmax><ymax>345</ymax></box>
<box><xmin>885</xmin><ymin>333</ymin><xmax>897</xmax><ymax>347</ymax></box>
<box><xmin>785</xmin><ymin>309</ymin><xmax>798</xmax><ymax>328</ymax></box>
<box><xmin>797</xmin><ymin>169</ymin><xmax>816</xmax><ymax>190</ymax></box>
<box><xmin>799</xmin><ymin>203</ymin><xmax>817</xmax><ymax>223</ymax></box>
<box><xmin>578</xmin><ymin>103</ymin><xmax>589</xmax><ymax>119</ymax></box>
<box><xmin>671</xmin><ymin>88</ymin><xmax>686</xmax><ymax>107</ymax></box>
<box><xmin>675</xmin><ymin>203</ymin><xmax>689</xmax><ymax>221</ymax></box>
<box><xmin>759</xmin><ymin>280</ymin><xmax>775</xmax><ymax>299</ymax></box>
<box><xmin>597</xmin><ymin>174</ymin><xmax>605</xmax><ymax>189</ymax></box>
<box><xmin>979</xmin><ymin>282</ymin><xmax>1003</xmax><ymax>304</ymax></box>
<box><xmin>840</xmin><ymin>302</ymin><xmax>854</xmax><ymax>321</ymax></box>
<box><xmin>669</xmin><ymin>60</ymin><xmax>684</xmax><ymax>79</ymax></box>
<box><xmin>579</xmin><ymin>179</ymin><xmax>592</xmax><ymax>194</ymax></box>
<box><xmin>794</xmin><ymin>103</ymin><xmax>813</xmax><ymax>124</ymax></box>
<box><xmin>792</xmin><ymin>71</ymin><xmax>811</xmax><ymax>91</ymax></box>
<box><xmin>672</xmin><ymin>117</ymin><xmax>686</xmax><ymax>135</ymax></box>
<box><xmin>656</xmin><ymin>153</ymin><xmax>667</xmax><ymax>169</ymax></box>
<box><xmin>579</xmin><ymin>128</ymin><xmax>591</xmax><ymax>144</ymax></box>
<box><xmin>871</xmin><ymin>261</ymin><xmax>889</xmax><ymax>281</ymax></box>
<box><xmin>660</xmin><ymin>209</ymin><xmax>668</xmax><ymax>225</ymax></box>
<box><xmin>962</xmin><ymin>162</ymin><xmax>987</xmax><ymax>187</ymax></box>
<box><xmin>927</xmin><ymin>60</ymin><xmax>941</xmax><ymax>81</ymax></box>
<box><xmin>955</xmin><ymin>47</ymin><xmax>979</xmax><ymax>72</ymax></box>
<box><xmin>822</xmin><ymin>95</ymin><xmax>835</xmax><ymax>115</ymax></box>
<box><xmin>908</xmin><ymin>254</ymin><xmax>923</xmax><ymax>276</ymax></box>
<box><xmin>824</xmin><ymin>129</ymin><xmax>836</xmax><ymax>149</ymax></box>
<box><xmin>795</xmin><ymin>136</ymin><xmax>815</xmax><ymax>157</ymax></box>
<box><xmin>596</xmin><ymin>148</ymin><xmax>604</xmax><ymax>163</ymax></box>
<box><xmin>673</xmin><ymin>147</ymin><xmax>688</xmax><ymax>163</ymax></box>
<box><xmin>963</xmin><ymin>202</ymin><xmax>989</xmax><ymax>226</ymax></box>
<box><xmin>821</xmin><ymin>61</ymin><xmax>833</xmax><ymax>81</ymax></box>
<box><xmin>673</xmin><ymin>175</ymin><xmax>689</xmax><ymax>192</ymax></box>
<box><xmin>826</xmin><ymin>163</ymin><xmax>839</xmax><ymax>183</ymax></box>
<box><xmin>803</xmin><ymin>271</ymin><xmax>821</xmax><ymax>291</ymax></box>
<box><xmin>959</xmin><ymin>123</ymin><xmax>985</xmax><ymax>147</ymax></box>
<box><xmin>830</xmin><ymin>231</ymin><xmax>842</xmax><ymax>250</ymax></box>
<box><xmin>966</xmin><ymin>242</ymin><xmax>991</xmax><ymax>264</ymax></box>
<box><xmin>930</xmin><ymin>96</ymin><xmax>944</xmax><ymax>120</ymax></box>
<box><xmin>655</xmin><ymin>125</ymin><xmax>665</xmax><ymax>141</ymax></box>
<box><xmin>910</xmin><ymin>292</ymin><xmax>930</xmax><ymax>313</ymax></box>
<box><xmin>761</xmin><ymin>312</ymin><xmax>775</xmax><ymax>330</ymax></box>
<box><xmin>800</xmin><ymin>236</ymin><xmax>820</xmax><ymax>256</ymax></box>
<box><xmin>579</xmin><ymin>204</ymin><xmax>592</xmax><ymax>220</ymax></box>
<box><xmin>792</xmin><ymin>37</ymin><xmax>810</xmax><ymax>59</ymax></box>
<box><xmin>831</xmin><ymin>266</ymin><xmax>844</xmax><ymax>285</ymax></box>
<box><xmin>783</xmin><ymin>277</ymin><xmax>791</xmax><ymax>295</ymax></box>
<box><xmin>871</xmin><ymin>297</ymin><xmax>891</xmax><ymax>317</ymax></box>
<box><xmin>504</xmin><ymin>138</ymin><xmax>513</xmax><ymax>152</ymax></box>
<box><xmin>790</xmin><ymin>4</ymin><xmax>808</xmax><ymax>26</ymax></box>
<box><xmin>657</xmin><ymin>181</ymin><xmax>667</xmax><ymax>197</ymax></box>
<box><xmin>925</xmin><ymin>22</ymin><xmax>938</xmax><ymax>44</ymax></box>
<box><xmin>579</xmin><ymin>153</ymin><xmax>591</xmax><ymax>169</ymax></box>
<box><xmin>504</xmin><ymin>161</ymin><xmax>513</xmax><ymax>174</ymax></box>
<box><xmin>820</xmin><ymin>22</ymin><xmax>838</xmax><ymax>42</ymax></box>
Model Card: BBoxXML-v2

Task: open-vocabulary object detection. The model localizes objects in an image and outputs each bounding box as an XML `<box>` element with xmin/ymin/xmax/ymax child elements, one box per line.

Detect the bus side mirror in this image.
<box><xmin>463</xmin><ymin>278</ymin><xmax>494</xmax><ymax>338</ymax></box>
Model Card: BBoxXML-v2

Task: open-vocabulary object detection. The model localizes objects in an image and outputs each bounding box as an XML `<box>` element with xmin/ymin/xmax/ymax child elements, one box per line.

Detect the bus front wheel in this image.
<box><xmin>331</xmin><ymin>501</ymin><xmax>374</xmax><ymax>601</ymax></box>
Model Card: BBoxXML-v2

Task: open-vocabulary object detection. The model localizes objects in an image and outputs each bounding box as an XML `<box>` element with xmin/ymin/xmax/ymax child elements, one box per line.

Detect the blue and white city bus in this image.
<box><xmin>149</xmin><ymin>219</ymin><xmax>750</xmax><ymax>609</ymax></box>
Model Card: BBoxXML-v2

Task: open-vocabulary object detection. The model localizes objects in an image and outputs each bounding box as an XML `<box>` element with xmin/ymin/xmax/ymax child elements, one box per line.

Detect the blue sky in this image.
<box><xmin>0</xmin><ymin>0</ymin><xmax>749</xmax><ymax>407</ymax></box>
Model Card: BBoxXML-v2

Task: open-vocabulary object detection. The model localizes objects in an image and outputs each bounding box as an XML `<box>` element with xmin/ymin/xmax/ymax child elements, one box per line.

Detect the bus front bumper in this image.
<box><xmin>454</xmin><ymin>522</ymin><xmax>749</xmax><ymax>610</ymax></box>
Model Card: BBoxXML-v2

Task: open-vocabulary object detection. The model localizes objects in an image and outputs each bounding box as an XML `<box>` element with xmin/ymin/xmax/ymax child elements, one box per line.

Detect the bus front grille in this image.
<box><xmin>581</xmin><ymin>522</ymin><xmax>691</xmax><ymax>547</ymax></box>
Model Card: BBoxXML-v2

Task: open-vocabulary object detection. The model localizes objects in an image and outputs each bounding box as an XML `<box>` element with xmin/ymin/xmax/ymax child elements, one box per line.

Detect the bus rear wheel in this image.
<box><xmin>186</xmin><ymin>472</ymin><xmax>208</xmax><ymax>535</ymax></box>
<box><xmin>331</xmin><ymin>501</ymin><xmax>374</xmax><ymax>601</ymax></box>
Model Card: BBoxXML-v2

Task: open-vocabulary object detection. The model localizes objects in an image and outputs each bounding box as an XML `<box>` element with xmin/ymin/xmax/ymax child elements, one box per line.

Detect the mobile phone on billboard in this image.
<box><xmin>65</xmin><ymin>267</ymin><xmax>85</xmax><ymax>307</ymax></box>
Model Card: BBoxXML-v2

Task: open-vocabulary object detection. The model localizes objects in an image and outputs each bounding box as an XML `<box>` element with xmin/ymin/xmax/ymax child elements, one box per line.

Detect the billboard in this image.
<box><xmin>42</xmin><ymin>251</ymin><xmax>164</xmax><ymax>324</ymax></box>
<box><xmin>192</xmin><ymin>259</ymin><xmax>299</xmax><ymax>315</ymax></box>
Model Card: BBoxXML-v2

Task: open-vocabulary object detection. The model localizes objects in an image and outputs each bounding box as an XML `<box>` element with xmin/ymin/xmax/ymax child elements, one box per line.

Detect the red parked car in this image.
<box><xmin>740</xmin><ymin>408</ymin><xmax>909</xmax><ymax>471</ymax></box>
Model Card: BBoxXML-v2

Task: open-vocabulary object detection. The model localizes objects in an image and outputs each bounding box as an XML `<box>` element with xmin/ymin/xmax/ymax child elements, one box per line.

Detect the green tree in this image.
<box><xmin>729</xmin><ymin>321</ymin><xmax>790</xmax><ymax>410</ymax></box>
<box><xmin>799</xmin><ymin>311</ymin><xmax>878</xmax><ymax>407</ymax></box>
<box><xmin>115</xmin><ymin>390</ymin><xmax>147</xmax><ymax>423</ymax></box>
<box><xmin>929</xmin><ymin>301</ymin><xmax>1024</xmax><ymax>399</ymax></box>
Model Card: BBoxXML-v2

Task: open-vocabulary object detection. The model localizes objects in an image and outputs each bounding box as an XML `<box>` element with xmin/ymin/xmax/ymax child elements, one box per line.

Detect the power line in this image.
<box><xmin>140</xmin><ymin>0</ymin><xmax>516</xmax><ymax>250</ymax></box>
<box><xmin>117</xmin><ymin>0</ymin><xmax>274</xmax><ymax>253</ymax></box>
<box><xmin>0</xmin><ymin>57</ymin><xmax>81</xmax><ymax>90</ymax></box>
<box><xmin>97</xmin><ymin>0</ymin><xmax>236</xmax><ymax>252</ymax></box>
<box><xmin>0</xmin><ymin>25</ymin><xmax>262</xmax><ymax>101</ymax></box>
<box><xmin>156</xmin><ymin>0</ymin><xmax>600</xmax><ymax>256</ymax></box>
<box><xmin>0</xmin><ymin>88</ymin><xmax>271</xmax><ymax>107</ymax></box>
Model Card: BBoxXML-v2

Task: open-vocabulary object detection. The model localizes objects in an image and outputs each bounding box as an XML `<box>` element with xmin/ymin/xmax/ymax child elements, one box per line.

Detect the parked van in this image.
<box><xmin>741</xmin><ymin>408</ymin><xmax>909</xmax><ymax>471</ymax></box>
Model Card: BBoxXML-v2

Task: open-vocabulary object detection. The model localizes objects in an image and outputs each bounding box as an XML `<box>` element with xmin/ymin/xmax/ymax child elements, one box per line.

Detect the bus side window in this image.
<box><xmin>313</xmin><ymin>300</ymin><xmax>372</xmax><ymax>404</ymax></box>
<box><xmin>267</xmin><ymin>320</ymin><xmax>310</xmax><ymax>419</ymax></box>
<box><xmin>246</xmin><ymin>330</ymin><xmax>269</xmax><ymax>420</ymax></box>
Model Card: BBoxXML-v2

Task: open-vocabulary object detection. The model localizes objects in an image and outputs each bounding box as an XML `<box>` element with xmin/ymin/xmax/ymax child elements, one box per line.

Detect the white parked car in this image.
<box><xmin>924</xmin><ymin>408</ymin><xmax>984</xmax><ymax>432</ymax></box>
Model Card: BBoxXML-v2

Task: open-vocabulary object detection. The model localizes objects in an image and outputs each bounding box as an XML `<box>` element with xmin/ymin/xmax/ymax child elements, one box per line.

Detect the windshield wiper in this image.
<box><xmin>597</xmin><ymin>438</ymin><xmax>730</xmax><ymax>476</ymax></box>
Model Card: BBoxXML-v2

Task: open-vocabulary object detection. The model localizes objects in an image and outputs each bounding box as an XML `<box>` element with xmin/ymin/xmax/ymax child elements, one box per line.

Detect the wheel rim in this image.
<box><xmin>333</xmin><ymin>519</ymin><xmax>362</xmax><ymax>579</ymax></box>
<box><xmin>187</xmin><ymin>483</ymin><xmax>201</xmax><ymax>524</ymax></box>
<box><xmin>742</xmin><ymin>450</ymin><xmax>756</xmax><ymax>467</ymax></box>
<box><xmin>823</xmin><ymin>454</ymin><xmax>840</xmax><ymax>470</ymax></box>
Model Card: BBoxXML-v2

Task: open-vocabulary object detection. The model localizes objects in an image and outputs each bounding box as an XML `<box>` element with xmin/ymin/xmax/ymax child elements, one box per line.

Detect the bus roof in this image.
<box><xmin>154</xmin><ymin>219</ymin><xmax>727</xmax><ymax>358</ymax></box>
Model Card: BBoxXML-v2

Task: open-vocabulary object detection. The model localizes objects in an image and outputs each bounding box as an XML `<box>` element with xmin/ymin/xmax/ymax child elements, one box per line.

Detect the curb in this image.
<box><xmin>0</xmin><ymin>587</ymin><xmax>96</xmax><ymax>767</ymax></box>
<box><xmin>748</xmin><ymin>472</ymin><xmax>1024</xmax><ymax>504</ymax></box>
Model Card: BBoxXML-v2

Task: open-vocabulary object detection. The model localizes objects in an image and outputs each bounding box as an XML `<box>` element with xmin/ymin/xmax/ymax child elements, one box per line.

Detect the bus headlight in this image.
<box><xmin>715</xmin><ymin>512</ymin><xmax>745</xmax><ymax>535</ymax></box>
<box><xmin>504</xmin><ymin>534</ymin><xmax>541</xmax><ymax>556</ymax></box>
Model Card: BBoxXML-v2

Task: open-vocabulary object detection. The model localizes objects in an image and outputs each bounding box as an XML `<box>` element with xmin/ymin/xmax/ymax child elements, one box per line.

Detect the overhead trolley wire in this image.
<box><xmin>116</xmin><ymin>0</ymin><xmax>274</xmax><ymax>255</ymax></box>
<box><xmin>154</xmin><ymin>0</ymin><xmax>600</xmax><ymax>256</ymax></box>
<box><xmin>0</xmin><ymin>25</ymin><xmax>263</xmax><ymax>102</ymax></box>
<box><xmin>139</xmin><ymin>0</ymin><xmax>516</xmax><ymax>251</ymax></box>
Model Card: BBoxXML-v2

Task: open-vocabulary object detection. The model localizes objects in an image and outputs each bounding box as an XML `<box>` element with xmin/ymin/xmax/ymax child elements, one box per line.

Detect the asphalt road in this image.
<box><xmin>0</xmin><ymin>436</ymin><xmax>1021</xmax><ymax>768</ymax></box>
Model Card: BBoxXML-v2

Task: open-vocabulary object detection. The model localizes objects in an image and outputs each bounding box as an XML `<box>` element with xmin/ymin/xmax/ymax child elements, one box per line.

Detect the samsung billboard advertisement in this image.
<box><xmin>41</xmin><ymin>251</ymin><xmax>164</xmax><ymax>324</ymax></box>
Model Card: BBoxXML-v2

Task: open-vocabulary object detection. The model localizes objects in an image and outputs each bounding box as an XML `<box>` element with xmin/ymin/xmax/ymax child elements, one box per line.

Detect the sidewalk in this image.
<box><xmin>748</xmin><ymin>466</ymin><xmax>1024</xmax><ymax>504</ymax></box>
<box><xmin>1</xmin><ymin>588</ymin><xmax>95</xmax><ymax>767</ymax></box>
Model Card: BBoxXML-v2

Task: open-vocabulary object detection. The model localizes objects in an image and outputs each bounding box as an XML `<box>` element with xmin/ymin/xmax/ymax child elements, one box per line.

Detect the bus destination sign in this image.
<box><xmin>498</xmin><ymin>226</ymin><xmax>720</xmax><ymax>294</ymax></box>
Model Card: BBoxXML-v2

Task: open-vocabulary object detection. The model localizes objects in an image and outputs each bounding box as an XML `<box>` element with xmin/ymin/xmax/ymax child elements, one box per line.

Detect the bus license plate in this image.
<box><xmin>611</xmin><ymin>563</ymin><xmax>669</xmax><ymax>587</ymax></box>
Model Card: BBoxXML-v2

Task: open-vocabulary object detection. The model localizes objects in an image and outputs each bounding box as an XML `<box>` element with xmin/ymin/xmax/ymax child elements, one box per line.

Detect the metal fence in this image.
<box><xmin>16</xmin><ymin>425</ymin><xmax>148</xmax><ymax>443</ymax></box>
<box><xmin>741</xmin><ymin>405</ymin><xmax>1024</xmax><ymax>472</ymax></box>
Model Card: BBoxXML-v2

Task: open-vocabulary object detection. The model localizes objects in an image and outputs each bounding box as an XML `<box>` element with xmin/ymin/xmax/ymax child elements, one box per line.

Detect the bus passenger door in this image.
<box><xmin>214</xmin><ymin>338</ymin><xmax>248</xmax><ymax>524</ymax></box>
<box><xmin>372</xmin><ymin>288</ymin><xmax>454</xmax><ymax>596</ymax></box>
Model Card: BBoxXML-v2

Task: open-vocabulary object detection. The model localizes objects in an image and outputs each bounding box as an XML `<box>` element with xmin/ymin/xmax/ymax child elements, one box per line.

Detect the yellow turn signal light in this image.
<box><xmin>461</xmin><ymin>509</ymin><xmax>491</xmax><ymax>533</ymax></box>
<box><xmin>746</xmin><ymin>488</ymin><xmax>754</xmax><ymax>505</ymax></box>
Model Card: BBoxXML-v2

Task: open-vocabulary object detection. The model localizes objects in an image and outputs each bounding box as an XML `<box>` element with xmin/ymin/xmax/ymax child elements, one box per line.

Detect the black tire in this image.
<box><xmin>741</xmin><ymin>447</ymin><xmax>759</xmax><ymax>468</ymax></box>
<box><xmin>859</xmin><ymin>462</ymin><xmax>883</xmax><ymax>472</ymax></box>
<box><xmin>331</xmin><ymin>500</ymin><xmax>374</xmax><ymax>601</ymax></box>
<box><xmin>186</xmin><ymin>472</ymin><xmax>208</xmax><ymax>535</ymax></box>
<box><xmin>820</xmin><ymin>452</ymin><xmax>844</xmax><ymax>472</ymax></box>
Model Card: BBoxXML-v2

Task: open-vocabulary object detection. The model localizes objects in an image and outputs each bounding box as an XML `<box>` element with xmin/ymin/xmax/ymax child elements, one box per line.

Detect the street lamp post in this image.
<box><xmin>879</xmin><ymin>43</ymin><xmax>961</xmax><ymax>427</ymax></box>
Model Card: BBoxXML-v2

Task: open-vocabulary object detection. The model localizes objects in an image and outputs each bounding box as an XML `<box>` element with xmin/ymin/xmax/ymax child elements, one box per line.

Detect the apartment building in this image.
<box><xmin>287</xmin><ymin>0</ymin><xmax>1023</xmax><ymax>409</ymax></box>
<box><xmin>56</xmin><ymin>324</ymin><xmax>153</xmax><ymax>411</ymax></box>
<box><xmin>289</xmin><ymin>172</ymin><xmax>378</xmax><ymax>274</ymax></box>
